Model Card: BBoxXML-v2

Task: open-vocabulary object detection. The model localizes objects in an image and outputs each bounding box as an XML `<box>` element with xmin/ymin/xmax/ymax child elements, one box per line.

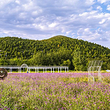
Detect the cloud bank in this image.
<box><xmin>0</xmin><ymin>0</ymin><xmax>110</xmax><ymax>48</ymax></box>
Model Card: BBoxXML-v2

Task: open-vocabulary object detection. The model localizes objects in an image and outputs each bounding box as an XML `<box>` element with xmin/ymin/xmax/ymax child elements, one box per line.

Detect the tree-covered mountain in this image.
<box><xmin>0</xmin><ymin>35</ymin><xmax>110</xmax><ymax>70</ymax></box>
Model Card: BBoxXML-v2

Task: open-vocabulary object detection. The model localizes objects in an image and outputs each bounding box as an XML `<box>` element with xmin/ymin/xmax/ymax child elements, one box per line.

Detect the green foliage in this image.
<box><xmin>62</xmin><ymin>59</ymin><xmax>71</xmax><ymax>66</ymax></box>
<box><xmin>0</xmin><ymin>35</ymin><xmax>110</xmax><ymax>70</ymax></box>
<box><xmin>72</xmin><ymin>48</ymin><xmax>87</xmax><ymax>71</ymax></box>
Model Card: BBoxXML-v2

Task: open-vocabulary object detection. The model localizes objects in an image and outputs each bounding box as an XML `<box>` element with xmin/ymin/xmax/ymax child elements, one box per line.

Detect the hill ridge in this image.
<box><xmin>0</xmin><ymin>35</ymin><xmax>110</xmax><ymax>70</ymax></box>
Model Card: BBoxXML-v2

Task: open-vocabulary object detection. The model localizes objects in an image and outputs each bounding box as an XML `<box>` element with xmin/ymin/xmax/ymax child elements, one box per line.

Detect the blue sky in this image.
<box><xmin>0</xmin><ymin>0</ymin><xmax>110</xmax><ymax>48</ymax></box>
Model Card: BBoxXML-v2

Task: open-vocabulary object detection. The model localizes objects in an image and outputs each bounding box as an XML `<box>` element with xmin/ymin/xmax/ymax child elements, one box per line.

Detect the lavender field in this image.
<box><xmin>0</xmin><ymin>72</ymin><xmax>110</xmax><ymax>110</ymax></box>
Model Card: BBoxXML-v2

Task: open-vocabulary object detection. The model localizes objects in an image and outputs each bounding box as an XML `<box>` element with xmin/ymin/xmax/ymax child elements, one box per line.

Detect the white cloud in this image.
<box><xmin>32</xmin><ymin>10</ymin><xmax>42</xmax><ymax>16</ymax></box>
<box><xmin>0</xmin><ymin>0</ymin><xmax>110</xmax><ymax>48</ymax></box>
<box><xmin>15</xmin><ymin>0</ymin><xmax>20</xmax><ymax>4</ymax></box>
<box><xmin>97</xmin><ymin>0</ymin><xmax>109</xmax><ymax>4</ymax></box>
<box><xmin>77</xmin><ymin>28</ymin><xmax>110</xmax><ymax>48</ymax></box>
<box><xmin>99</xmin><ymin>19</ymin><xmax>106</xmax><ymax>24</ymax></box>
<box><xmin>49</xmin><ymin>22</ymin><xmax>58</xmax><ymax>28</ymax></box>
<box><xmin>65</xmin><ymin>30</ymin><xmax>72</xmax><ymax>36</ymax></box>
<box><xmin>62</xmin><ymin>0</ymin><xmax>95</xmax><ymax>6</ymax></box>
<box><xmin>107</xmin><ymin>5</ymin><xmax>110</xmax><ymax>11</ymax></box>
<box><xmin>97</xmin><ymin>6</ymin><xmax>102</xmax><ymax>11</ymax></box>
<box><xmin>85</xmin><ymin>0</ymin><xmax>95</xmax><ymax>5</ymax></box>
<box><xmin>0</xmin><ymin>0</ymin><xmax>13</xmax><ymax>9</ymax></box>
<box><xmin>77</xmin><ymin>28</ymin><xmax>109</xmax><ymax>42</ymax></box>
<box><xmin>22</xmin><ymin>1</ymin><xmax>36</xmax><ymax>11</ymax></box>
<box><xmin>18</xmin><ymin>12</ymin><xmax>27</xmax><ymax>19</ymax></box>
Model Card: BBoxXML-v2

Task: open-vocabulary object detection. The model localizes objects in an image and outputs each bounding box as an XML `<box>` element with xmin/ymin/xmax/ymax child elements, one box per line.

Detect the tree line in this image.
<box><xmin>0</xmin><ymin>35</ymin><xmax>110</xmax><ymax>70</ymax></box>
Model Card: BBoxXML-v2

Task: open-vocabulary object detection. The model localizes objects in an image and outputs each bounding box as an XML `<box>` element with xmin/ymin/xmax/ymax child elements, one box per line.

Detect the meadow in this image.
<box><xmin>0</xmin><ymin>72</ymin><xmax>110</xmax><ymax>110</ymax></box>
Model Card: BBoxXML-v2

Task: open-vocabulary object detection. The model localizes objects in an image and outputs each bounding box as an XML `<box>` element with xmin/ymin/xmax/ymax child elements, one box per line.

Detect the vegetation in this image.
<box><xmin>0</xmin><ymin>73</ymin><xmax>110</xmax><ymax>109</ymax></box>
<box><xmin>0</xmin><ymin>35</ymin><xmax>110</xmax><ymax>70</ymax></box>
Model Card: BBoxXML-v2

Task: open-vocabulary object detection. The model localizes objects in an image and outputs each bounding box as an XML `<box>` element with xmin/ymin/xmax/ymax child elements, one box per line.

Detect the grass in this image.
<box><xmin>0</xmin><ymin>72</ymin><xmax>110</xmax><ymax>110</ymax></box>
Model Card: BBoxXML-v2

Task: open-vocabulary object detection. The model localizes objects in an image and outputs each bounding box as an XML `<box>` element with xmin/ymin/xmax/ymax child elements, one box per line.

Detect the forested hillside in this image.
<box><xmin>0</xmin><ymin>35</ymin><xmax>110</xmax><ymax>70</ymax></box>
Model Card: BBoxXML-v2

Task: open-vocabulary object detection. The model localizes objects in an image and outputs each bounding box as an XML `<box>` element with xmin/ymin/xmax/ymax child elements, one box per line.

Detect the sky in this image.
<box><xmin>0</xmin><ymin>0</ymin><xmax>110</xmax><ymax>48</ymax></box>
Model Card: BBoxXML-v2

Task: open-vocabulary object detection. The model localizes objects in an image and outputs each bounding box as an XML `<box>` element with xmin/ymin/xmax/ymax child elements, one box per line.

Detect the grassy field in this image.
<box><xmin>0</xmin><ymin>72</ymin><xmax>110</xmax><ymax>110</ymax></box>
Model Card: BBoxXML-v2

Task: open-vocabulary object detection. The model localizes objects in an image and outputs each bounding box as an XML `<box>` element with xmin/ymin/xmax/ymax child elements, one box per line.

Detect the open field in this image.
<box><xmin>0</xmin><ymin>72</ymin><xmax>110</xmax><ymax>110</ymax></box>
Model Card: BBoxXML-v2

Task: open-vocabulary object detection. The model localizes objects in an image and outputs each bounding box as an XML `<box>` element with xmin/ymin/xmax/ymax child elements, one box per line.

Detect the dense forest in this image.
<box><xmin>0</xmin><ymin>35</ymin><xmax>110</xmax><ymax>71</ymax></box>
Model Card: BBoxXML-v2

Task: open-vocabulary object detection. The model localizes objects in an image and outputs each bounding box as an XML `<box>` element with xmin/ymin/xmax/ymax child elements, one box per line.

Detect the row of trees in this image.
<box><xmin>0</xmin><ymin>47</ymin><xmax>110</xmax><ymax>71</ymax></box>
<box><xmin>0</xmin><ymin>35</ymin><xmax>110</xmax><ymax>70</ymax></box>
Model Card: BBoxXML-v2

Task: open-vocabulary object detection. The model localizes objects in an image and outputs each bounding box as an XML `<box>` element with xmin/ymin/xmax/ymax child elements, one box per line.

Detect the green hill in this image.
<box><xmin>0</xmin><ymin>35</ymin><xmax>110</xmax><ymax>70</ymax></box>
